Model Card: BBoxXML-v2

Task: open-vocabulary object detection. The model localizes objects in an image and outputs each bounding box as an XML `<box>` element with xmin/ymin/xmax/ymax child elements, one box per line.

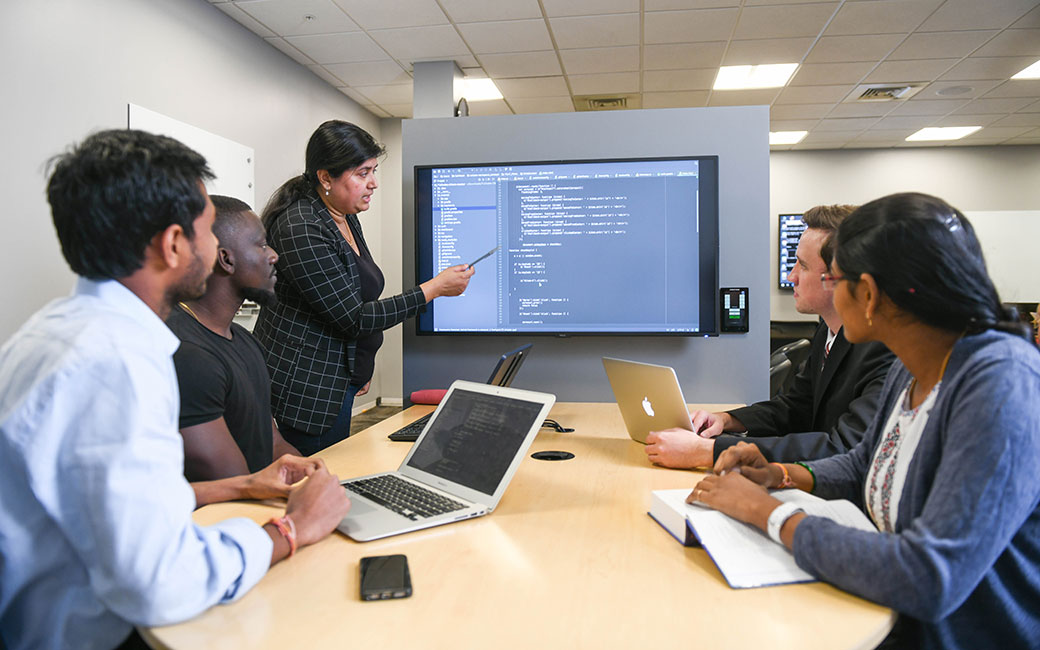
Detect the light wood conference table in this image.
<box><xmin>145</xmin><ymin>403</ymin><xmax>895</xmax><ymax>650</ymax></box>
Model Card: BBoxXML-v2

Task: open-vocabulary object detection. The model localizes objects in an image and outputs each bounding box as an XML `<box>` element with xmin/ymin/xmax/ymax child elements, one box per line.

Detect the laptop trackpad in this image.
<box><xmin>346</xmin><ymin>499</ymin><xmax>380</xmax><ymax>517</ymax></box>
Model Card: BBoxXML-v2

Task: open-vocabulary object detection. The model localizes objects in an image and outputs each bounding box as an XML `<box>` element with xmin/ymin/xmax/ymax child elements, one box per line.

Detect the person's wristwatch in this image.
<box><xmin>767</xmin><ymin>502</ymin><xmax>804</xmax><ymax>545</ymax></box>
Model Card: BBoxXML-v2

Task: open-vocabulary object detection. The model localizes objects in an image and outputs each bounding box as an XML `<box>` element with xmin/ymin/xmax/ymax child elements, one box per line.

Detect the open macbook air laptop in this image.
<box><xmin>602</xmin><ymin>357</ymin><xmax>694</xmax><ymax>444</ymax></box>
<box><xmin>339</xmin><ymin>380</ymin><xmax>555</xmax><ymax>541</ymax></box>
<box><xmin>388</xmin><ymin>343</ymin><xmax>533</xmax><ymax>441</ymax></box>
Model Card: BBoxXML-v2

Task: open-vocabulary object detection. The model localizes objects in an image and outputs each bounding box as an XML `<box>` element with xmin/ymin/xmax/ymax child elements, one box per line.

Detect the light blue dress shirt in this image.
<box><xmin>0</xmin><ymin>278</ymin><xmax>273</xmax><ymax>650</ymax></box>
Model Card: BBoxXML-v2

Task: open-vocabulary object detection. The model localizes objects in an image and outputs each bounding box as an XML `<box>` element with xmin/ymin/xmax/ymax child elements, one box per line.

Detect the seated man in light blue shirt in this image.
<box><xmin>0</xmin><ymin>130</ymin><xmax>352</xmax><ymax>650</ymax></box>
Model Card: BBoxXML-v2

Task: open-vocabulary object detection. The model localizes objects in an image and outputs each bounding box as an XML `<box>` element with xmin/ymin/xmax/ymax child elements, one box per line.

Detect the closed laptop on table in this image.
<box><xmin>602</xmin><ymin>357</ymin><xmax>694</xmax><ymax>444</ymax></box>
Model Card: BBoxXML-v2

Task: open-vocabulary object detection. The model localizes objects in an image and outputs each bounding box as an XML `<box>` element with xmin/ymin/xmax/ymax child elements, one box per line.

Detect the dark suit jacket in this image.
<box><xmin>713</xmin><ymin>322</ymin><xmax>894</xmax><ymax>463</ymax></box>
<box><xmin>254</xmin><ymin>191</ymin><xmax>426</xmax><ymax>435</ymax></box>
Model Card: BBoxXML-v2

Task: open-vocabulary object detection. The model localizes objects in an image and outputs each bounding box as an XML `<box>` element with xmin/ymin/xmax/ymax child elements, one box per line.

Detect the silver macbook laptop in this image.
<box><xmin>602</xmin><ymin>357</ymin><xmax>694</xmax><ymax>444</ymax></box>
<box><xmin>338</xmin><ymin>380</ymin><xmax>555</xmax><ymax>541</ymax></box>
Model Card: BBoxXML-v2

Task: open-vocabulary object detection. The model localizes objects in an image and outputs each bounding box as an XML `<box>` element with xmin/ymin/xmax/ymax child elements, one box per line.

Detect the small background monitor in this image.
<box><xmin>778</xmin><ymin>213</ymin><xmax>806</xmax><ymax>291</ymax></box>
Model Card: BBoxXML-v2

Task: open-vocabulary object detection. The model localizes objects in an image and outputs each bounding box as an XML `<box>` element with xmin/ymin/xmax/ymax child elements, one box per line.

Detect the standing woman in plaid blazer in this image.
<box><xmin>254</xmin><ymin>121</ymin><xmax>473</xmax><ymax>455</ymax></box>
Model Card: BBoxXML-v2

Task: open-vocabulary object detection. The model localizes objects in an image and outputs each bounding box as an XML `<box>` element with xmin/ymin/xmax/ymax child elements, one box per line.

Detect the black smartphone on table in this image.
<box><xmin>359</xmin><ymin>554</ymin><xmax>412</xmax><ymax>601</ymax></box>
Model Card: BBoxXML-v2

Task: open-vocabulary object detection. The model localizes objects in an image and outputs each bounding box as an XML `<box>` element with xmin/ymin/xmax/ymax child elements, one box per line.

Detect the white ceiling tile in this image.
<box><xmin>790</xmin><ymin>62</ymin><xmax>875</xmax><ymax>86</ymax></box>
<box><xmin>887</xmin><ymin>99</ymin><xmax>969</xmax><ymax>115</ymax></box>
<box><xmin>325</xmin><ymin>60</ymin><xmax>411</xmax><ymax>86</ymax></box>
<box><xmin>642</xmin><ymin>91</ymin><xmax>711</xmax><ymax>108</ymax></box>
<box><xmin>769</xmin><ymin>103</ymin><xmax>834</xmax><ymax>119</ymax></box>
<box><xmin>794</xmin><ymin>141</ymin><xmax>855</xmax><ymax>150</ymax></box>
<box><xmin>813</xmin><ymin>117</ymin><xmax>879</xmax><ymax>131</ymax></box>
<box><xmin>457</xmin><ymin>19</ymin><xmax>553</xmax><ymax>54</ymax></box>
<box><xmin>510</xmin><ymin>96</ymin><xmax>576</xmax><ymax>113</ymax></box>
<box><xmin>972</xmin><ymin>29</ymin><xmax>1040</xmax><ymax>58</ymax></box>
<box><xmin>542</xmin><ymin>0</ymin><xmax>639</xmax><ymax>17</ymax></box>
<box><xmin>864</xmin><ymin>59</ymin><xmax>958</xmax><ymax>83</ymax></box>
<box><xmin>306</xmin><ymin>64</ymin><xmax>346</xmax><ymax>85</ymax></box>
<box><xmin>467</xmin><ymin>99</ymin><xmax>513</xmax><ymax>116</ymax></box>
<box><xmin>264</xmin><ymin>36</ymin><xmax>315</xmax><ymax>65</ymax></box>
<box><xmin>953</xmin><ymin>96</ymin><xmax>1038</xmax><ymax>114</ymax></box>
<box><xmin>439</xmin><ymin>0</ymin><xmax>542</xmax><ymax>22</ymax></box>
<box><xmin>550</xmin><ymin>13</ymin><xmax>640</xmax><ymax>48</ymax></box>
<box><xmin>496</xmin><ymin>76</ymin><xmax>571</xmax><ymax>98</ymax></box>
<box><xmin>337</xmin><ymin>86</ymin><xmax>375</xmax><ymax>104</ymax></box>
<box><xmin>930</xmin><ymin>113</ymin><xmax>1006</xmax><ymax>127</ymax></box>
<box><xmin>917</xmin><ymin>79</ymin><xmax>1003</xmax><ymax>99</ymax></box>
<box><xmin>707</xmin><ymin>88</ymin><xmax>781</xmax><ymax>106</ymax></box>
<box><xmin>646</xmin><ymin>0</ymin><xmax>739</xmax><ymax>9</ymax></box>
<box><xmin>352</xmin><ymin>83</ymin><xmax>413</xmax><ymax>104</ymax></box>
<box><xmin>235</xmin><ymin>0</ymin><xmax>358</xmax><ymax>36</ymax></box>
<box><xmin>445</xmin><ymin>55</ymin><xmax>480</xmax><ymax>68</ymax></box>
<box><xmin>746</xmin><ymin>0</ymin><xmax>835</xmax><ymax>4</ymax></box>
<box><xmin>723</xmin><ymin>38</ymin><xmax>814</xmax><ymax>65</ymax></box>
<box><xmin>888</xmin><ymin>31</ymin><xmax>998</xmax><ymax>61</ymax></box>
<box><xmin>331</xmin><ymin>0</ymin><xmax>447</xmax><ymax>29</ymax></box>
<box><xmin>644</xmin><ymin>42</ymin><xmax>727</xmax><ymax>69</ymax></box>
<box><xmin>568</xmin><ymin>71</ymin><xmax>640</xmax><ymax>94</ymax></box>
<box><xmin>988</xmin><ymin>113</ymin><xmax>1040</xmax><ymax>127</ymax></box>
<box><xmin>776</xmin><ymin>84</ymin><xmax>855</xmax><ymax>104</ymax></box>
<box><xmin>644</xmin><ymin>8</ymin><xmax>739</xmax><ymax>44</ymax></box>
<box><xmin>1023</xmin><ymin>99</ymin><xmax>1040</xmax><ymax>112</ymax></box>
<box><xmin>732</xmin><ymin>3</ymin><xmax>839</xmax><ymax>40</ymax></box>
<box><xmin>479</xmin><ymin>51</ymin><xmax>563</xmax><ymax>78</ymax></box>
<box><xmin>873</xmin><ymin>115</ymin><xmax>940</xmax><ymax>129</ymax></box>
<box><xmin>959</xmin><ymin>125</ymin><xmax>1035</xmax><ymax>139</ymax></box>
<box><xmin>1004</xmin><ymin>136</ymin><xmax>1040</xmax><ymax>143</ymax></box>
<box><xmin>286</xmin><ymin>32</ymin><xmax>388</xmax><ymax>64</ymax></box>
<box><xmin>560</xmin><ymin>46</ymin><xmax>640</xmax><ymax>74</ymax></box>
<box><xmin>1012</xmin><ymin>4</ymin><xmax>1040</xmax><ymax>28</ymax></box>
<box><xmin>918</xmin><ymin>0</ymin><xmax>1039</xmax><ymax>32</ymax></box>
<box><xmin>643</xmin><ymin>68</ymin><xmax>716</xmax><ymax>91</ymax></box>
<box><xmin>826</xmin><ymin>102</ymin><xmax>897</xmax><ymax>118</ymax></box>
<box><xmin>805</xmin><ymin>34</ymin><xmax>906</xmax><ymax>63</ymax></box>
<box><xmin>214</xmin><ymin>2</ymin><xmax>276</xmax><ymax>37</ymax></box>
<box><xmin>360</xmin><ymin>104</ymin><xmax>392</xmax><ymax>118</ymax></box>
<box><xmin>770</xmin><ymin>119</ymin><xmax>821</xmax><ymax>131</ymax></box>
<box><xmin>380</xmin><ymin>103</ymin><xmax>413</xmax><ymax>118</ymax></box>
<box><xmin>801</xmin><ymin>129</ymin><xmax>865</xmax><ymax>141</ymax></box>
<box><xmin>825</xmin><ymin>1</ymin><xmax>942</xmax><ymax>36</ymax></box>
<box><xmin>940</xmin><ymin>56</ymin><xmax>1040</xmax><ymax>80</ymax></box>
<box><xmin>982</xmin><ymin>79</ymin><xmax>1040</xmax><ymax>98</ymax></box>
<box><xmin>368</xmin><ymin>25</ymin><xmax>470</xmax><ymax>62</ymax></box>
<box><xmin>852</xmin><ymin>129</ymin><xmax>917</xmax><ymax>142</ymax></box>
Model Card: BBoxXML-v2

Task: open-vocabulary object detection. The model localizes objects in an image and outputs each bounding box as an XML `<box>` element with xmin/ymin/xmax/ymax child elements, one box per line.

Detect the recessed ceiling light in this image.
<box><xmin>1011</xmin><ymin>58</ymin><xmax>1040</xmax><ymax>80</ymax></box>
<box><xmin>713</xmin><ymin>64</ymin><xmax>799</xmax><ymax>90</ymax></box>
<box><xmin>461</xmin><ymin>78</ymin><xmax>503</xmax><ymax>101</ymax></box>
<box><xmin>769</xmin><ymin>131</ymin><xmax>808</xmax><ymax>145</ymax></box>
<box><xmin>905</xmin><ymin>126</ymin><xmax>982</xmax><ymax>141</ymax></box>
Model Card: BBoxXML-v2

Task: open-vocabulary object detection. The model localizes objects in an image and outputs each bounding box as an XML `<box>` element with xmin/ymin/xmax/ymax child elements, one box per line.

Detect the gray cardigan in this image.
<box><xmin>795</xmin><ymin>330</ymin><xmax>1040</xmax><ymax>649</ymax></box>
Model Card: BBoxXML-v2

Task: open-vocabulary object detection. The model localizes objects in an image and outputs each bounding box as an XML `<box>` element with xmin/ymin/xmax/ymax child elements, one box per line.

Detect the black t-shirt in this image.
<box><xmin>349</xmin><ymin>219</ymin><xmax>386</xmax><ymax>387</ymax></box>
<box><xmin>167</xmin><ymin>305</ymin><xmax>273</xmax><ymax>474</ymax></box>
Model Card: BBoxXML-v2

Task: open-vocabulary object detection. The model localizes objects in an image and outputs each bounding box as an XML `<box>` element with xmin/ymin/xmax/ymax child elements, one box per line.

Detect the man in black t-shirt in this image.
<box><xmin>168</xmin><ymin>196</ymin><xmax>300</xmax><ymax>480</ymax></box>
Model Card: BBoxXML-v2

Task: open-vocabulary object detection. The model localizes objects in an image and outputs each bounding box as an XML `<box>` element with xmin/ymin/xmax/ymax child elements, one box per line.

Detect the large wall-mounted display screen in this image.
<box><xmin>778</xmin><ymin>213</ymin><xmax>806</xmax><ymax>291</ymax></box>
<box><xmin>414</xmin><ymin>156</ymin><xmax>719</xmax><ymax>336</ymax></box>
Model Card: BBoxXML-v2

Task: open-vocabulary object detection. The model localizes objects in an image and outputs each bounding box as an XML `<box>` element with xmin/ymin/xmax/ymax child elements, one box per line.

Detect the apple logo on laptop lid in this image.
<box><xmin>642</xmin><ymin>396</ymin><xmax>655</xmax><ymax>417</ymax></box>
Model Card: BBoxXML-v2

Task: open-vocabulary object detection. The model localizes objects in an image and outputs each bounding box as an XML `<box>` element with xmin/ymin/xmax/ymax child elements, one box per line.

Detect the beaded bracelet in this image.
<box><xmin>794</xmin><ymin>461</ymin><xmax>816</xmax><ymax>494</ymax></box>
<box><xmin>267</xmin><ymin>514</ymin><xmax>298</xmax><ymax>557</ymax></box>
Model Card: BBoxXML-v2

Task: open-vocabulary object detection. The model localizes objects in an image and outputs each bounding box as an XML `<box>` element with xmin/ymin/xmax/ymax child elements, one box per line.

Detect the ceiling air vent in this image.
<box><xmin>574</xmin><ymin>94</ymin><xmax>641</xmax><ymax>111</ymax></box>
<box><xmin>847</xmin><ymin>84</ymin><xmax>924</xmax><ymax>103</ymax></box>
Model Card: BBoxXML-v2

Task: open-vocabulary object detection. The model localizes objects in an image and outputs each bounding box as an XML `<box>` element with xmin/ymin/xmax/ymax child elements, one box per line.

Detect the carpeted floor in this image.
<box><xmin>349</xmin><ymin>405</ymin><xmax>404</xmax><ymax>435</ymax></box>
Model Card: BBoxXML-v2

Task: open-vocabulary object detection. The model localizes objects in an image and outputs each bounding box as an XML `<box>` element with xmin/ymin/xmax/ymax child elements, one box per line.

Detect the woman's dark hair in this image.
<box><xmin>262</xmin><ymin>120</ymin><xmax>385</xmax><ymax>229</ymax></box>
<box><xmin>835</xmin><ymin>192</ymin><xmax>1029</xmax><ymax>339</ymax></box>
<box><xmin>46</xmin><ymin>129</ymin><xmax>213</xmax><ymax>280</ymax></box>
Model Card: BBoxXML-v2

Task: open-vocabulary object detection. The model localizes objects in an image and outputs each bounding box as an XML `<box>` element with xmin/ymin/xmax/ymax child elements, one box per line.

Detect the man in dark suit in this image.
<box><xmin>645</xmin><ymin>205</ymin><xmax>895</xmax><ymax>468</ymax></box>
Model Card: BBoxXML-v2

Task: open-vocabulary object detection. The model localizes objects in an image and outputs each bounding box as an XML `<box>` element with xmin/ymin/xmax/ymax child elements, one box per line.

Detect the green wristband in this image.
<box><xmin>794</xmin><ymin>461</ymin><xmax>816</xmax><ymax>493</ymax></box>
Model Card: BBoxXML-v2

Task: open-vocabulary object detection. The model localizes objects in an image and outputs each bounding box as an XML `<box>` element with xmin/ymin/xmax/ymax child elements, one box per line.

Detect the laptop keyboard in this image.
<box><xmin>387</xmin><ymin>413</ymin><xmax>431</xmax><ymax>442</ymax></box>
<box><xmin>343</xmin><ymin>474</ymin><xmax>467</xmax><ymax>521</ymax></box>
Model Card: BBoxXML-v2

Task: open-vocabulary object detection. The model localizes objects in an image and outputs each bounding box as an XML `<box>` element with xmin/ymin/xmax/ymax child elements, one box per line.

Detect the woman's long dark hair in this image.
<box><xmin>835</xmin><ymin>192</ymin><xmax>1029</xmax><ymax>339</ymax></box>
<box><xmin>262</xmin><ymin>120</ymin><xmax>385</xmax><ymax>230</ymax></box>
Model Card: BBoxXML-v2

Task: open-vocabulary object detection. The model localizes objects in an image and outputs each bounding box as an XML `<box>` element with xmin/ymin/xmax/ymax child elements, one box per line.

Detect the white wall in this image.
<box><xmin>0</xmin><ymin>0</ymin><xmax>380</xmax><ymax>344</ymax></box>
<box><xmin>769</xmin><ymin>145</ymin><xmax>1040</xmax><ymax>322</ymax></box>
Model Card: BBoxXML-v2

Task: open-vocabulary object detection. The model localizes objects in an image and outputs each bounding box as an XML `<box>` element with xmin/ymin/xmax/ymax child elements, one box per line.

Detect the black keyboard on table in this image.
<box><xmin>342</xmin><ymin>474</ymin><xmax>466</xmax><ymax>521</ymax></box>
<box><xmin>387</xmin><ymin>413</ymin><xmax>432</xmax><ymax>442</ymax></box>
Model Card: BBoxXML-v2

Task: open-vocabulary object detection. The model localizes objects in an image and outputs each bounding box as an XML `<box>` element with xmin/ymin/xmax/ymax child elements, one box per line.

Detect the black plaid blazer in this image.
<box><xmin>254</xmin><ymin>190</ymin><xmax>426</xmax><ymax>435</ymax></box>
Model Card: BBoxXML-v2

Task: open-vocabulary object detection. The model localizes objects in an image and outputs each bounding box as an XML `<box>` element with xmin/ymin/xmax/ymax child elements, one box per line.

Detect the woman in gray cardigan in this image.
<box><xmin>689</xmin><ymin>193</ymin><xmax>1040</xmax><ymax>649</ymax></box>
